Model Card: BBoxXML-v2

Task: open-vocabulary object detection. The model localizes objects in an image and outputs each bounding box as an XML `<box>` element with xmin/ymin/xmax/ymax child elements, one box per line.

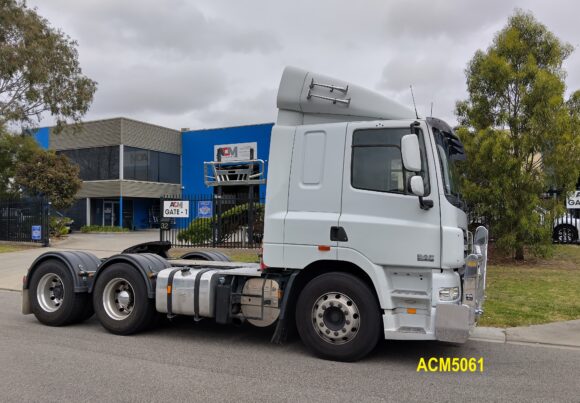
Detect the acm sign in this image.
<box><xmin>163</xmin><ymin>201</ymin><xmax>190</xmax><ymax>218</ymax></box>
<box><xmin>214</xmin><ymin>142</ymin><xmax>257</xmax><ymax>163</ymax></box>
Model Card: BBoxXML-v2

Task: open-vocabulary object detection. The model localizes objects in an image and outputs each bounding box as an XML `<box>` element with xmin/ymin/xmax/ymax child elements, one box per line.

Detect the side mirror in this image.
<box><xmin>401</xmin><ymin>134</ymin><xmax>421</xmax><ymax>172</ymax></box>
<box><xmin>409</xmin><ymin>176</ymin><xmax>425</xmax><ymax>197</ymax></box>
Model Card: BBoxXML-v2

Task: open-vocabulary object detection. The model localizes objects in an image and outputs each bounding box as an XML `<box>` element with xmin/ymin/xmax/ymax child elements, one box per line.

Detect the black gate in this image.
<box><xmin>160</xmin><ymin>193</ymin><xmax>265</xmax><ymax>248</ymax></box>
<box><xmin>0</xmin><ymin>197</ymin><xmax>49</xmax><ymax>246</ymax></box>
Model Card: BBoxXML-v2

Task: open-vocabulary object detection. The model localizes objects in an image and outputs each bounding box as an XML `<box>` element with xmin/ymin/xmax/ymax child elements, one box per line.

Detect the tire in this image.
<box><xmin>553</xmin><ymin>225</ymin><xmax>578</xmax><ymax>244</ymax></box>
<box><xmin>78</xmin><ymin>299</ymin><xmax>95</xmax><ymax>322</ymax></box>
<box><xmin>295</xmin><ymin>272</ymin><xmax>381</xmax><ymax>362</ymax></box>
<box><xmin>29</xmin><ymin>260</ymin><xmax>89</xmax><ymax>326</ymax></box>
<box><xmin>92</xmin><ymin>263</ymin><xmax>156</xmax><ymax>335</ymax></box>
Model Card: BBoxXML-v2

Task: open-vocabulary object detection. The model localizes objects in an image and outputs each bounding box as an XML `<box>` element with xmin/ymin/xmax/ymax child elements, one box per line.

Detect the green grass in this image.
<box><xmin>226</xmin><ymin>250</ymin><xmax>260</xmax><ymax>263</ymax></box>
<box><xmin>480</xmin><ymin>245</ymin><xmax>580</xmax><ymax>327</ymax></box>
<box><xmin>0</xmin><ymin>244</ymin><xmax>31</xmax><ymax>253</ymax></box>
<box><xmin>169</xmin><ymin>248</ymin><xmax>260</xmax><ymax>263</ymax></box>
<box><xmin>80</xmin><ymin>225</ymin><xmax>129</xmax><ymax>233</ymax></box>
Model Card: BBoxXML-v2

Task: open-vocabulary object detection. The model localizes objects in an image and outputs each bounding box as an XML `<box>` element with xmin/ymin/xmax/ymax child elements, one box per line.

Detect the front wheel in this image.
<box><xmin>92</xmin><ymin>263</ymin><xmax>156</xmax><ymax>335</ymax></box>
<box><xmin>296</xmin><ymin>272</ymin><xmax>381</xmax><ymax>362</ymax></box>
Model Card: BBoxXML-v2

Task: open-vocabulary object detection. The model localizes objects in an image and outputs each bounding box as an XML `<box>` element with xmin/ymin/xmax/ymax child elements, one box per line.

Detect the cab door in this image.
<box><xmin>338</xmin><ymin>121</ymin><xmax>441</xmax><ymax>268</ymax></box>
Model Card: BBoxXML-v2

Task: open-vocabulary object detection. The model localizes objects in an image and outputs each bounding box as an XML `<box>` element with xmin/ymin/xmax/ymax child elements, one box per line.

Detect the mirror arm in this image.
<box><xmin>418</xmin><ymin>196</ymin><xmax>434</xmax><ymax>210</ymax></box>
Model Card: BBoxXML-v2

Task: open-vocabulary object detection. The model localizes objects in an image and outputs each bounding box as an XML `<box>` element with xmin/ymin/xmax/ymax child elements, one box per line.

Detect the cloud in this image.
<box><xmin>35</xmin><ymin>0</ymin><xmax>278</xmax><ymax>58</ymax></box>
<box><xmin>381</xmin><ymin>0</ymin><xmax>517</xmax><ymax>40</ymax></box>
<box><xmin>26</xmin><ymin>0</ymin><xmax>580</xmax><ymax>130</ymax></box>
<box><xmin>89</xmin><ymin>62</ymin><xmax>228</xmax><ymax>116</ymax></box>
<box><xmin>191</xmin><ymin>88</ymin><xmax>278</xmax><ymax>128</ymax></box>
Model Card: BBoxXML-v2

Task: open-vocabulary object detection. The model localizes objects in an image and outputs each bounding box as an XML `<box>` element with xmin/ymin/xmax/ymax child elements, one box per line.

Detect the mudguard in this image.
<box><xmin>179</xmin><ymin>251</ymin><xmax>232</xmax><ymax>262</ymax></box>
<box><xmin>122</xmin><ymin>241</ymin><xmax>172</xmax><ymax>258</ymax></box>
<box><xmin>23</xmin><ymin>251</ymin><xmax>101</xmax><ymax>293</ymax></box>
<box><xmin>90</xmin><ymin>253</ymin><xmax>171</xmax><ymax>298</ymax></box>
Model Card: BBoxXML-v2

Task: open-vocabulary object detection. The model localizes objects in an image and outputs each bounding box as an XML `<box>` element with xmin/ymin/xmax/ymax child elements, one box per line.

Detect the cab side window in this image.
<box><xmin>351</xmin><ymin>127</ymin><xmax>429</xmax><ymax>194</ymax></box>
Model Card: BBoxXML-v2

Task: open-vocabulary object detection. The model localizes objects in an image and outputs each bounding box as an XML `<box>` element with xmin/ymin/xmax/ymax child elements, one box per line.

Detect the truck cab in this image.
<box><xmin>263</xmin><ymin>67</ymin><xmax>487</xmax><ymax>343</ymax></box>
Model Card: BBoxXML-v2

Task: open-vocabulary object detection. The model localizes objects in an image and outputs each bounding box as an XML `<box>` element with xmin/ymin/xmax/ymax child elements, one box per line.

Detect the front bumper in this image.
<box><xmin>382</xmin><ymin>226</ymin><xmax>489</xmax><ymax>343</ymax></box>
<box><xmin>436</xmin><ymin>226</ymin><xmax>489</xmax><ymax>343</ymax></box>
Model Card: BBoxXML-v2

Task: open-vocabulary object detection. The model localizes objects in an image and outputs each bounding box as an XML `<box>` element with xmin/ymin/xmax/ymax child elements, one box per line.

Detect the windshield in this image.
<box><xmin>432</xmin><ymin>126</ymin><xmax>464</xmax><ymax>209</ymax></box>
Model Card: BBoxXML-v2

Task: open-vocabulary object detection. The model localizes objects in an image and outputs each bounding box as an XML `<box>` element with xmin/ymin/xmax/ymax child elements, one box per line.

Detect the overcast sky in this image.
<box><xmin>28</xmin><ymin>0</ymin><xmax>580</xmax><ymax>131</ymax></box>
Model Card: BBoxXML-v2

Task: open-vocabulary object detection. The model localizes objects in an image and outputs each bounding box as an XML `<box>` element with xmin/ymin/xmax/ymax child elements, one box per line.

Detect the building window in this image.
<box><xmin>59</xmin><ymin>146</ymin><xmax>119</xmax><ymax>181</ymax></box>
<box><xmin>351</xmin><ymin>128</ymin><xmax>429</xmax><ymax>194</ymax></box>
<box><xmin>124</xmin><ymin>146</ymin><xmax>180</xmax><ymax>184</ymax></box>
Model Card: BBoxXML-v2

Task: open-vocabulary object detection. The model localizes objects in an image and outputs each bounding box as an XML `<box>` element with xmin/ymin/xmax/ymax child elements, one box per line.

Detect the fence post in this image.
<box><xmin>159</xmin><ymin>196</ymin><xmax>163</xmax><ymax>242</ymax></box>
<box><xmin>43</xmin><ymin>198</ymin><xmax>49</xmax><ymax>247</ymax></box>
<box><xmin>216</xmin><ymin>187</ymin><xmax>223</xmax><ymax>246</ymax></box>
<box><xmin>248</xmin><ymin>185</ymin><xmax>254</xmax><ymax>248</ymax></box>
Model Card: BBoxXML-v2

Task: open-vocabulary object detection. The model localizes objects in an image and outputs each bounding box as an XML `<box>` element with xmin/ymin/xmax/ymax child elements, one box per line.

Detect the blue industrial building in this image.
<box><xmin>181</xmin><ymin>123</ymin><xmax>272</xmax><ymax>197</ymax></box>
<box><xmin>34</xmin><ymin>119</ymin><xmax>273</xmax><ymax>230</ymax></box>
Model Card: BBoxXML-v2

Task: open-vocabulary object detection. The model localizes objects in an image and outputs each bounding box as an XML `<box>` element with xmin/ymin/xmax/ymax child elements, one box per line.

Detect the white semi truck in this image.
<box><xmin>22</xmin><ymin>67</ymin><xmax>488</xmax><ymax>362</ymax></box>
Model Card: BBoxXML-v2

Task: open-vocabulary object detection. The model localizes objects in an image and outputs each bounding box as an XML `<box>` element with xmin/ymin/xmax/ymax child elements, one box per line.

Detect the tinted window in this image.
<box><xmin>159</xmin><ymin>152</ymin><xmax>180</xmax><ymax>184</ymax></box>
<box><xmin>59</xmin><ymin>146</ymin><xmax>119</xmax><ymax>180</ymax></box>
<box><xmin>123</xmin><ymin>147</ymin><xmax>180</xmax><ymax>184</ymax></box>
<box><xmin>351</xmin><ymin>128</ymin><xmax>429</xmax><ymax>194</ymax></box>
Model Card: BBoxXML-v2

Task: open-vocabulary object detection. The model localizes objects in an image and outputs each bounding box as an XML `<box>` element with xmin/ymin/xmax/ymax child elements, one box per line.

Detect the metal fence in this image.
<box><xmin>160</xmin><ymin>193</ymin><xmax>265</xmax><ymax>248</ymax></box>
<box><xmin>0</xmin><ymin>197</ymin><xmax>49</xmax><ymax>246</ymax></box>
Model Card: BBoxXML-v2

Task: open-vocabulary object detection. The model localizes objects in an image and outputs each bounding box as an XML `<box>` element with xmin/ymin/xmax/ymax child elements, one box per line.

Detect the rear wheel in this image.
<box><xmin>93</xmin><ymin>263</ymin><xmax>156</xmax><ymax>335</ymax></box>
<box><xmin>296</xmin><ymin>272</ymin><xmax>381</xmax><ymax>362</ymax></box>
<box><xmin>29</xmin><ymin>260</ymin><xmax>89</xmax><ymax>326</ymax></box>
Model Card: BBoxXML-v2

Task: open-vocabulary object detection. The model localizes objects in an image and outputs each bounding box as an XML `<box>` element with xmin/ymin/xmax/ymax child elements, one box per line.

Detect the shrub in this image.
<box><xmin>49</xmin><ymin>216</ymin><xmax>72</xmax><ymax>238</ymax></box>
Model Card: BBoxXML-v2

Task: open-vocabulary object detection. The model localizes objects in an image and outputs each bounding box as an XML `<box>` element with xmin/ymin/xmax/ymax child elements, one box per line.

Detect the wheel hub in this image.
<box><xmin>103</xmin><ymin>278</ymin><xmax>135</xmax><ymax>320</ymax></box>
<box><xmin>117</xmin><ymin>290</ymin><xmax>131</xmax><ymax>309</ymax></box>
<box><xmin>312</xmin><ymin>292</ymin><xmax>360</xmax><ymax>345</ymax></box>
<box><xmin>37</xmin><ymin>273</ymin><xmax>64</xmax><ymax>313</ymax></box>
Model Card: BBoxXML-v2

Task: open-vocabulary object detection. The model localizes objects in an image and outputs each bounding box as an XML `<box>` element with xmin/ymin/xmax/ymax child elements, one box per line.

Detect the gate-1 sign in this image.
<box><xmin>567</xmin><ymin>191</ymin><xmax>580</xmax><ymax>209</ymax></box>
<box><xmin>163</xmin><ymin>201</ymin><xmax>189</xmax><ymax>218</ymax></box>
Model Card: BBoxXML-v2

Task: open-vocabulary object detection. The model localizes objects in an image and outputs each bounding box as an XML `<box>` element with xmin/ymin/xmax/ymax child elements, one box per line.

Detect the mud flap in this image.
<box><xmin>22</xmin><ymin>289</ymin><xmax>31</xmax><ymax>315</ymax></box>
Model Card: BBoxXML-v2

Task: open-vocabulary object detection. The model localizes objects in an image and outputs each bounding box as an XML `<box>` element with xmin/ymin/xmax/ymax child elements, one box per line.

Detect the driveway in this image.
<box><xmin>0</xmin><ymin>231</ymin><xmax>158</xmax><ymax>291</ymax></box>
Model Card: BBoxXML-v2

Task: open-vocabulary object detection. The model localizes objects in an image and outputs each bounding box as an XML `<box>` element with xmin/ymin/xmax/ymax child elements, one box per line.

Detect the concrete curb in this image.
<box><xmin>471</xmin><ymin>321</ymin><xmax>580</xmax><ymax>350</ymax></box>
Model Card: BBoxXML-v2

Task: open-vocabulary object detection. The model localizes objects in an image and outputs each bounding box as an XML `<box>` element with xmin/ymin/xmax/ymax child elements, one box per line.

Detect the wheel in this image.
<box><xmin>29</xmin><ymin>260</ymin><xmax>89</xmax><ymax>326</ymax></box>
<box><xmin>553</xmin><ymin>225</ymin><xmax>578</xmax><ymax>244</ymax></box>
<box><xmin>295</xmin><ymin>272</ymin><xmax>381</xmax><ymax>362</ymax></box>
<box><xmin>92</xmin><ymin>263</ymin><xmax>156</xmax><ymax>335</ymax></box>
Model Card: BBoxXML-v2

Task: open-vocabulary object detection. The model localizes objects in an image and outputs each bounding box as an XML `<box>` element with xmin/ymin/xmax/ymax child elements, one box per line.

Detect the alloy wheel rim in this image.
<box><xmin>311</xmin><ymin>292</ymin><xmax>360</xmax><ymax>345</ymax></box>
<box><xmin>103</xmin><ymin>278</ymin><xmax>135</xmax><ymax>320</ymax></box>
<box><xmin>37</xmin><ymin>273</ymin><xmax>64</xmax><ymax>312</ymax></box>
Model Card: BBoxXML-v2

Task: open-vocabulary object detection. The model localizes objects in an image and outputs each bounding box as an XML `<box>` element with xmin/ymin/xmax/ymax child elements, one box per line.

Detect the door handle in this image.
<box><xmin>330</xmin><ymin>226</ymin><xmax>348</xmax><ymax>242</ymax></box>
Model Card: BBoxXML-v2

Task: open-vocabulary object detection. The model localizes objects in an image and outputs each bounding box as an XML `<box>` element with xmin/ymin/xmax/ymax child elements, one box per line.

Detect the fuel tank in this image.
<box><xmin>155</xmin><ymin>267</ymin><xmax>222</xmax><ymax>317</ymax></box>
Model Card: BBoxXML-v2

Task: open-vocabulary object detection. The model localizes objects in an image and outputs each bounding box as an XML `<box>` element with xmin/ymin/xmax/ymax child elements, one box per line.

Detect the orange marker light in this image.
<box><xmin>167</xmin><ymin>285</ymin><xmax>172</xmax><ymax>294</ymax></box>
<box><xmin>318</xmin><ymin>245</ymin><xmax>331</xmax><ymax>252</ymax></box>
<box><xmin>407</xmin><ymin>308</ymin><xmax>417</xmax><ymax>314</ymax></box>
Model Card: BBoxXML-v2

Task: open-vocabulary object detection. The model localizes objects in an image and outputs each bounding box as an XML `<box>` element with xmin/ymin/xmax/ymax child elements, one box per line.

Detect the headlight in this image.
<box><xmin>439</xmin><ymin>287</ymin><xmax>460</xmax><ymax>301</ymax></box>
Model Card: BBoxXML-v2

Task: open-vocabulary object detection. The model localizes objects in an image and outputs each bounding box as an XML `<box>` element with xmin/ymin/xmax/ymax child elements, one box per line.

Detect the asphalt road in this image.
<box><xmin>0</xmin><ymin>291</ymin><xmax>578</xmax><ymax>403</ymax></box>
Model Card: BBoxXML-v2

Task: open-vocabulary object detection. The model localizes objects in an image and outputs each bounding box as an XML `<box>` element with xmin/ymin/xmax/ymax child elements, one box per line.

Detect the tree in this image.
<box><xmin>0</xmin><ymin>125</ymin><xmax>40</xmax><ymax>195</ymax></box>
<box><xmin>0</xmin><ymin>0</ymin><xmax>96</xmax><ymax>130</ymax></box>
<box><xmin>14</xmin><ymin>150</ymin><xmax>81</xmax><ymax>209</ymax></box>
<box><xmin>455</xmin><ymin>10</ymin><xmax>580</xmax><ymax>259</ymax></box>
